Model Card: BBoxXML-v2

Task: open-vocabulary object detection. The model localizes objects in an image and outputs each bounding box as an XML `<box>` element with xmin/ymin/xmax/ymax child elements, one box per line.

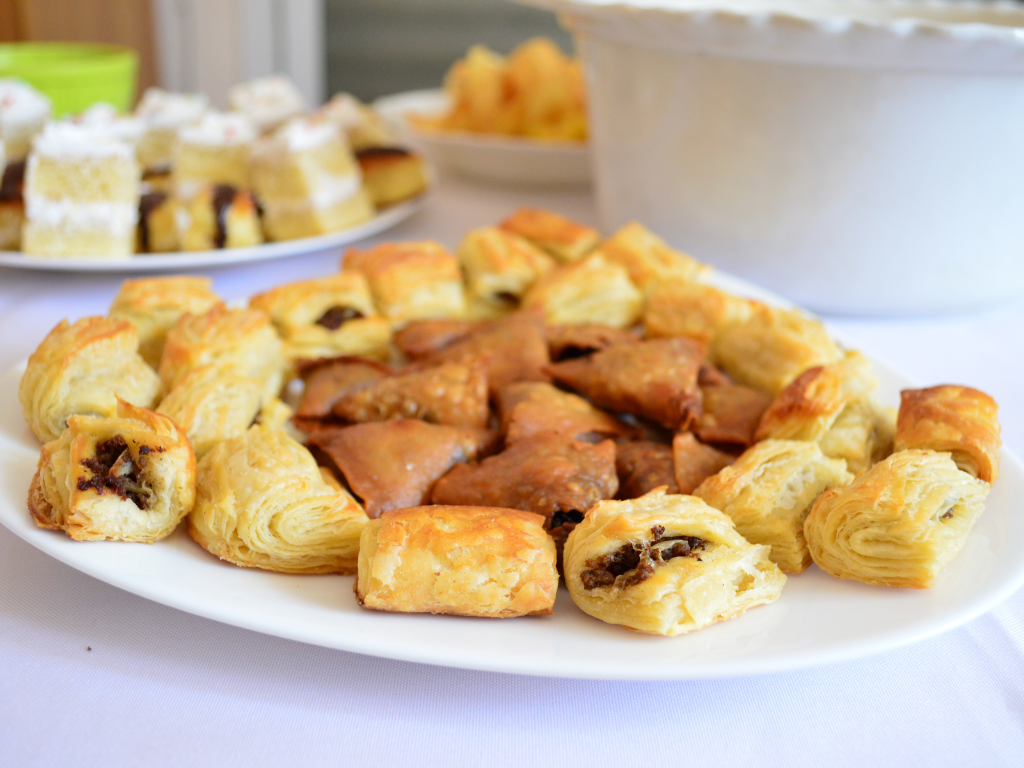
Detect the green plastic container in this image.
<box><xmin>0</xmin><ymin>43</ymin><xmax>138</xmax><ymax>117</ymax></box>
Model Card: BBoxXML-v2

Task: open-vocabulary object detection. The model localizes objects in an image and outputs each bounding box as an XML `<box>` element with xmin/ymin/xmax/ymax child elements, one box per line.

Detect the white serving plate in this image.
<box><xmin>0</xmin><ymin>195</ymin><xmax>426</xmax><ymax>273</ymax></box>
<box><xmin>1</xmin><ymin>271</ymin><xmax>1021</xmax><ymax>679</ymax></box>
<box><xmin>374</xmin><ymin>89</ymin><xmax>591</xmax><ymax>186</ymax></box>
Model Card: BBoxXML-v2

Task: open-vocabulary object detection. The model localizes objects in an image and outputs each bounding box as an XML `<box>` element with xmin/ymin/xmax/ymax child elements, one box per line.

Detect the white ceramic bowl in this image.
<box><xmin>521</xmin><ymin>0</ymin><xmax>1024</xmax><ymax>315</ymax></box>
<box><xmin>374</xmin><ymin>89</ymin><xmax>591</xmax><ymax>186</ymax></box>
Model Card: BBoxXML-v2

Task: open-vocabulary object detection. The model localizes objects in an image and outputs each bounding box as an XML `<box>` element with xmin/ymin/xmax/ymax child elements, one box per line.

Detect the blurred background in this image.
<box><xmin>0</xmin><ymin>0</ymin><xmax>570</xmax><ymax>106</ymax></box>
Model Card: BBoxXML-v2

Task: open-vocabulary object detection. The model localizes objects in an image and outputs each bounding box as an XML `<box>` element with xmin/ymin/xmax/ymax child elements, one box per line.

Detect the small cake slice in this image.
<box><xmin>318</xmin><ymin>92</ymin><xmax>396</xmax><ymax>151</ymax></box>
<box><xmin>23</xmin><ymin>121</ymin><xmax>140</xmax><ymax>258</ymax></box>
<box><xmin>355</xmin><ymin>146</ymin><xmax>429</xmax><ymax>207</ymax></box>
<box><xmin>134</xmin><ymin>87</ymin><xmax>207</xmax><ymax>185</ymax></box>
<box><xmin>229</xmin><ymin>75</ymin><xmax>305</xmax><ymax>135</ymax></box>
<box><xmin>0</xmin><ymin>79</ymin><xmax>50</xmax><ymax>249</ymax></box>
<box><xmin>250</xmin><ymin>117</ymin><xmax>374</xmax><ymax>241</ymax></box>
<box><xmin>172</xmin><ymin>111</ymin><xmax>255</xmax><ymax>203</ymax></box>
<box><xmin>136</xmin><ymin>190</ymin><xmax>178</xmax><ymax>253</ymax></box>
<box><xmin>179</xmin><ymin>184</ymin><xmax>262</xmax><ymax>251</ymax></box>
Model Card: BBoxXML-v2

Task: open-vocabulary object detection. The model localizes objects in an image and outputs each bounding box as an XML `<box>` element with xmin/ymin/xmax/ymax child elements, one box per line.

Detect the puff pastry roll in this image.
<box><xmin>28</xmin><ymin>398</ymin><xmax>195</xmax><ymax>542</ymax></box>
<box><xmin>189</xmin><ymin>426</ymin><xmax>367</xmax><ymax>574</ymax></box>
<box><xmin>331</xmin><ymin>359</ymin><xmax>489</xmax><ymax>429</ymax></box>
<box><xmin>895</xmin><ymin>385</ymin><xmax>1001</xmax><ymax>483</ymax></box>
<box><xmin>416</xmin><ymin>310</ymin><xmax>550</xmax><ymax>394</ymax></box>
<box><xmin>249</xmin><ymin>273</ymin><xmax>392</xmax><ymax>362</ymax></box>
<box><xmin>696</xmin><ymin>376</ymin><xmax>773</xmax><ymax>448</ymax></box>
<box><xmin>593</xmin><ymin>222</ymin><xmax>710</xmax><ymax>292</ymax></box>
<box><xmin>522</xmin><ymin>254</ymin><xmax>643</xmax><ymax>329</ymax></box>
<box><xmin>342</xmin><ymin>240</ymin><xmax>467</xmax><ymax>323</ymax></box>
<box><xmin>546</xmin><ymin>324</ymin><xmax>637</xmax><ymax>363</ymax></box>
<box><xmin>356</xmin><ymin>506</ymin><xmax>558</xmax><ymax>617</ymax></box>
<box><xmin>307</xmin><ymin>419</ymin><xmax>497</xmax><ymax>517</ymax></box>
<box><xmin>547</xmin><ymin>338</ymin><xmax>705</xmax><ymax>430</ymax></box>
<box><xmin>394</xmin><ymin>319</ymin><xmax>478</xmax><ymax>361</ymax></box>
<box><xmin>497</xmin><ymin>382</ymin><xmax>636</xmax><ymax>445</ymax></box>
<box><xmin>712</xmin><ymin>305</ymin><xmax>843</xmax><ymax>395</ymax></box>
<box><xmin>672</xmin><ymin>433</ymin><xmax>735</xmax><ymax>494</ymax></box>
<box><xmin>159</xmin><ymin>304</ymin><xmax>287</xmax><ymax>398</ymax></box>
<box><xmin>20</xmin><ymin>316</ymin><xmax>162</xmax><ymax>443</ymax></box>
<box><xmin>694</xmin><ymin>439</ymin><xmax>853</xmax><ymax>573</ymax></box>
<box><xmin>564</xmin><ymin>489</ymin><xmax>785</xmax><ymax>636</ymax></box>
<box><xmin>616</xmin><ymin>441</ymin><xmax>679</xmax><ymax>499</ymax></box>
<box><xmin>457</xmin><ymin>226</ymin><xmax>556</xmax><ymax>318</ymax></box>
<box><xmin>644</xmin><ymin>281</ymin><xmax>757</xmax><ymax>346</ymax></box>
<box><xmin>498</xmin><ymin>207</ymin><xmax>599</xmax><ymax>263</ymax></box>
<box><xmin>108</xmin><ymin>276</ymin><xmax>221</xmax><ymax>368</ymax></box>
<box><xmin>804</xmin><ymin>449</ymin><xmax>990</xmax><ymax>588</ymax></box>
<box><xmin>294</xmin><ymin>356</ymin><xmax>394</xmax><ymax>422</ymax></box>
<box><xmin>156</xmin><ymin>365</ymin><xmax>291</xmax><ymax>458</ymax></box>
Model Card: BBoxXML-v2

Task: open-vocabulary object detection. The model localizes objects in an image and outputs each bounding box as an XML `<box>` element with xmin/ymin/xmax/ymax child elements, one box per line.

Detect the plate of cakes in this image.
<box><xmin>375</xmin><ymin>38</ymin><xmax>591</xmax><ymax>186</ymax></box>
<box><xmin>0</xmin><ymin>76</ymin><xmax>430</xmax><ymax>271</ymax></box>
<box><xmin>1</xmin><ymin>209</ymin><xmax>1022</xmax><ymax>679</ymax></box>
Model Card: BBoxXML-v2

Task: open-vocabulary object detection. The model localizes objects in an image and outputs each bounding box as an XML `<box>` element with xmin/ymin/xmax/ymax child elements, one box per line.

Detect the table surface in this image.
<box><xmin>2</xmin><ymin>175</ymin><xmax>1022</xmax><ymax>767</ymax></box>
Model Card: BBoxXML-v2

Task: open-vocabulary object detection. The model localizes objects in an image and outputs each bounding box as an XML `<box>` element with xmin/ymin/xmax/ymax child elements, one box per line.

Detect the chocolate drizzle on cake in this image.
<box><xmin>76</xmin><ymin>436</ymin><xmax>155</xmax><ymax>510</ymax></box>
<box><xmin>212</xmin><ymin>184</ymin><xmax>238</xmax><ymax>249</ymax></box>
<box><xmin>316</xmin><ymin>305</ymin><xmax>364</xmax><ymax>330</ymax></box>
<box><xmin>355</xmin><ymin>146</ymin><xmax>412</xmax><ymax>162</ymax></box>
<box><xmin>580</xmin><ymin>525</ymin><xmax>707</xmax><ymax>590</ymax></box>
<box><xmin>0</xmin><ymin>159</ymin><xmax>25</xmax><ymax>203</ymax></box>
<box><xmin>138</xmin><ymin>191</ymin><xmax>167</xmax><ymax>253</ymax></box>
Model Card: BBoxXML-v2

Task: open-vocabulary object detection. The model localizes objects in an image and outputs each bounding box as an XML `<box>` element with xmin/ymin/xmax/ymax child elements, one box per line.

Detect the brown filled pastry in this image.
<box><xmin>294</xmin><ymin>356</ymin><xmax>394</xmax><ymax>422</ymax></box>
<box><xmin>547</xmin><ymin>337</ymin><xmax>705</xmax><ymax>430</ymax></box>
<box><xmin>694</xmin><ymin>439</ymin><xmax>854</xmax><ymax>573</ymax></box>
<box><xmin>522</xmin><ymin>254</ymin><xmax>643</xmax><ymax>329</ymax></box>
<box><xmin>342</xmin><ymin>240</ymin><xmax>466</xmax><ymax>323</ymax></box>
<box><xmin>498</xmin><ymin>207</ymin><xmax>599</xmax><ymax>263</ymax></box>
<box><xmin>545</xmin><ymin>323</ymin><xmax>637</xmax><ymax>363</ymax></box>
<box><xmin>563</xmin><ymin>489</ymin><xmax>786</xmax><ymax>636</ymax></box>
<box><xmin>307</xmin><ymin>419</ymin><xmax>497</xmax><ymax>517</ymax></box>
<box><xmin>695</xmin><ymin>374</ymin><xmax>773</xmax><ymax>448</ymax></box>
<box><xmin>672</xmin><ymin>432</ymin><xmax>736</xmax><ymax>494</ymax></box>
<box><xmin>19</xmin><ymin>316</ymin><xmax>162</xmax><ymax>444</ymax></box>
<box><xmin>895</xmin><ymin>385</ymin><xmax>1000</xmax><ymax>483</ymax></box>
<box><xmin>644</xmin><ymin>281</ymin><xmax>757</xmax><ymax>346</ymax></box>
<box><xmin>393</xmin><ymin>319</ymin><xmax>478</xmax><ymax>361</ymax></box>
<box><xmin>355</xmin><ymin>505</ymin><xmax>558</xmax><ymax>617</ymax></box>
<box><xmin>496</xmin><ymin>381</ymin><xmax>637</xmax><ymax>445</ymax></box>
<box><xmin>804</xmin><ymin>449</ymin><xmax>990</xmax><ymax>588</ymax></box>
<box><xmin>189</xmin><ymin>426</ymin><xmax>367</xmax><ymax>574</ymax></box>
<box><xmin>28</xmin><ymin>398</ymin><xmax>196</xmax><ymax>543</ymax></box>
<box><xmin>456</xmin><ymin>226</ymin><xmax>556</xmax><ymax>319</ymax></box>
<box><xmin>592</xmin><ymin>222</ymin><xmax>710</xmax><ymax>292</ymax></box>
<box><xmin>331</xmin><ymin>358</ymin><xmax>489</xmax><ymax>429</ymax></box>
<box><xmin>616</xmin><ymin>441</ymin><xmax>679</xmax><ymax>499</ymax></box>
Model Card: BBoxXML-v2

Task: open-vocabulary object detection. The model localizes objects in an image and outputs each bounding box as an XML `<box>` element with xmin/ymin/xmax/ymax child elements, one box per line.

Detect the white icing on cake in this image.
<box><xmin>179</xmin><ymin>111</ymin><xmax>256</xmax><ymax>146</ymax></box>
<box><xmin>135</xmin><ymin>88</ymin><xmax>208</xmax><ymax>129</ymax></box>
<box><xmin>276</xmin><ymin>118</ymin><xmax>339</xmax><ymax>152</ymax></box>
<box><xmin>32</xmin><ymin>121</ymin><xmax>135</xmax><ymax>160</ymax></box>
<box><xmin>25</xmin><ymin>194</ymin><xmax>137</xmax><ymax>234</ymax></box>
<box><xmin>0</xmin><ymin>80</ymin><xmax>50</xmax><ymax>134</ymax></box>
<box><xmin>229</xmin><ymin>75</ymin><xmax>306</xmax><ymax>132</ymax></box>
<box><xmin>76</xmin><ymin>102</ymin><xmax>145</xmax><ymax>144</ymax></box>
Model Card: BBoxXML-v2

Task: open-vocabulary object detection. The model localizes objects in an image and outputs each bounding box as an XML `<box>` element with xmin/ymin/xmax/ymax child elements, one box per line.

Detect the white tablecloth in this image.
<box><xmin>2</xmin><ymin>176</ymin><xmax>1022</xmax><ymax>767</ymax></box>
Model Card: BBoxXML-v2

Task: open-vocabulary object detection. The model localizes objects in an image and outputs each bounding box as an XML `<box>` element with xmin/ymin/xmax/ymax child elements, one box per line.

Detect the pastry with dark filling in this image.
<box><xmin>496</xmin><ymin>381</ymin><xmax>636</xmax><ymax>445</ymax></box>
<box><xmin>179</xmin><ymin>184</ymin><xmax>263</xmax><ymax>251</ymax></box>
<box><xmin>615</xmin><ymin>441</ymin><xmax>679</xmax><ymax>499</ymax></box>
<box><xmin>564</xmin><ymin>489</ymin><xmax>785</xmax><ymax>636</ymax></box>
<box><xmin>356</xmin><ymin>505</ymin><xmax>558</xmax><ymax>617</ymax></box>
<box><xmin>28</xmin><ymin>398</ymin><xmax>196</xmax><ymax>542</ymax></box>
<box><xmin>547</xmin><ymin>337</ymin><xmax>705</xmax><ymax>430</ymax></box>
<box><xmin>456</xmin><ymin>226</ymin><xmax>555</xmax><ymax>319</ymax></box>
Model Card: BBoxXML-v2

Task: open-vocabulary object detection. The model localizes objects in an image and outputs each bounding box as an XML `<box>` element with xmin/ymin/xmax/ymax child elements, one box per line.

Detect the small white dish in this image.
<box><xmin>2</xmin><ymin>271</ymin><xmax>1022</xmax><ymax>680</ymax></box>
<box><xmin>0</xmin><ymin>195</ymin><xmax>426</xmax><ymax>273</ymax></box>
<box><xmin>374</xmin><ymin>89</ymin><xmax>591</xmax><ymax>186</ymax></box>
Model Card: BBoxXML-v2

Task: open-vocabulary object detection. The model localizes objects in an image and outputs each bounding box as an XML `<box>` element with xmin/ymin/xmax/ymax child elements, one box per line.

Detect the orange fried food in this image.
<box><xmin>546</xmin><ymin>338</ymin><xmax>706</xmax><ymax>430</ymax></box>
<box><xmin>616</xmin><ymin>441</ymin><xmax>679</xmax><ymax>499</ymax></box>
<box><xmin>672</xmin><ymin>432</ymin><xmax>736</xmax><ymax>494</ymax></box>
<box><xmin>546</xmin><ymin>323</ymin><xmax>638</xmax><ymax>363</ymax></box>
<box><xmin>295</xmin><ymin>356</ymin><xmax>394</xmax><ymax>421</ymax></box>
<box><xmin>496</xmin><ymin>381</ymin><xmax>637</xmax><ymax>445</ymax></box>
<box><xmin>696</xmin><ymin>376</ymin><xmax>774</xmax><ymax>447</ymax></box>
<box><xmin>308</xmin><ymin>419</ymin><xmax>497</xmax><ymax>518</ymax></box>
<box><xmin>393</xmin><ymin>319</ymin><xmax>479</xmax><ymax>361</ymax></box>
<box><xmin>331</xmin><ymin>359</ymin><xmax>490</xmax><ymax>429</ymax></box>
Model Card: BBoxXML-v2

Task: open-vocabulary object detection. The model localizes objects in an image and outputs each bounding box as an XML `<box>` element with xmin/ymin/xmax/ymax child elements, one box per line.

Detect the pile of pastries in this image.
<box><xmin>0</xmin><ymin>76</ymin><xmax>428</xmax><ymax>260</ymax></box>
<box><xmin>18</xmin><ymin>209</ymin><xmax>1002</xmax><ymax>636</ymax></box>
<box><xmin>411</xmin><ymin>38</ymin><xmax>587</xmax><ymax>142</ymax></box>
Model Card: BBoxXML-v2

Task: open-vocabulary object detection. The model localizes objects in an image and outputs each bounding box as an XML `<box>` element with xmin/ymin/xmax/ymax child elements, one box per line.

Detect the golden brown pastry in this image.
<box><xmin>189</xmin><ymin>426</ymin><xmax>367</xmax><ymax>574</ymax></box>
<box><xmin>457</xmin><ymin>226</ymin><xmax>556</xmax><ymax>318</ymax></box>
<box><xmin>293</xmin><ymin>356</ymin><xmax>394</xmax><ymax>423</ymax></box>
<box><xmin>393</xmin><ymin>319</ymin><xmax>478</xmax><ymax>361</ymax></box>
<box><xmin>545</xmin><ymin>323</ymin><xmax>637</xmax><ymax>363</ymax></box>
<box><xmin>356</xmin><ymin>506</ymin><xmax>558</xmax><ymax>617</ymax></box>
<box><xmin>895</xmin><ymin>385</ymin><xmax>1001</xmax><ymax>483</ymax></box>
<box><xmin>522</xmin><ymin>254</ymin><xmax>643</xmax><ymax>329</ymax></box>
<box><xmin>307</xmin><ymin>419</ymin><xmax>497</xmax><ymax>517</ymax></box>
<box><xmin>672</xmin><ymin>432</ymin><xmax>736</xmax><ymax>494</ymax></box>
<box><xmin>156</xmin><ymin>365</ymin><xmax>291</xmax><ymax>459</ymax></box>
<box><xmin>179</xmin><ymin>184</ymin><xmax>263</xmax><ymax>251</ymax></box>
<box><xmin>615</xmin><ymin>441</ymin><xmax>679</xmax><ymax>499</ymax></box>
<box><xmin>331</xmin><ymin>359</ymin><xmax>489</xmax><ymax>429</ymax></box>
<box><xmin>498</xmin><ymin>207</ymin><xmax>599</xmax><ymax>263</ymax></box>
<box><xmin>804</xmin><ymin>449</ymin><xmax>990</xmax><ymax>588</ymax></box>
<box><xmin>342</xmin><ymin>240</ymin><xmax>467</xmax><ymax>323</ymax></box>
<box><xmin>693</xmin><ymin>439</ymin><xmax>853</xmax><ymax>573</ymax></box>
<box><xmin>696</xmin><ymin>375</ymin><xmax>773</xmax><ymax>447</ymax></box>
<box><xmin>108</xmin><ymin>276</ymin><xmax>221</xmax><ymax>368</ymax></box>
<box><xmin>592</xmin><ymin>222</ymin><xmax>710</xmax><ymax>292</ymax></box>
<box><xmin>28</xmin><ymin>398</ymin><xmax>195</xmax><ymax>543</ymax></box>
<box><xmin>159</xmin><ymin>304</ymin><xmax>287</xmax><ymax>398</ymax></box>
<box><xmin>20</xmin><ymin>316</ymin><xmax>162</xmax><ymax>444</ymax></box>
<box><xmin>497</xmin><ymin>381</ymin><xmax>636</xmax><ymax>445</ymax></box>
<box><xmin>564</xmin><ymin>489</ymin><xmax>786</xmax><ymax>636</ymax></box>
<box><xmin>249</xmin><ymin>272</ymin><xmax>392</xmax><ymax>362</ymax></box>
<box><xmin>644</xmin><ymin>281</ymin><xmax>757</xmax><ymax>346</ymax></box>
<box><xmin>712</xmin><ymin>305</ymin><xmax>843</xmax><ymax>395</ymax></box>
<box><xmin>546</xmin><ymin>338</ymin><xmax>705</xmax><ymax>430</ymax></box>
